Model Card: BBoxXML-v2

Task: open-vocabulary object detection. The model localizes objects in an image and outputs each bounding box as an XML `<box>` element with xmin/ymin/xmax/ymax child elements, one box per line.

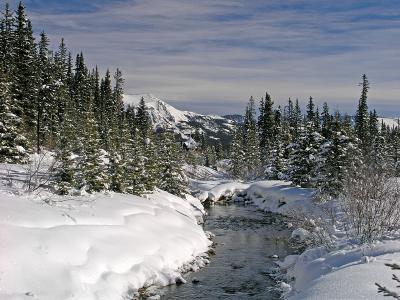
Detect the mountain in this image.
<box><xmin>223</xmin><ymin>114</ymin><xmax>244</xmax><ymax>124</ymax></box>
<box><xmin>379</xmin><ymin>117</ymin><xmax>400</xmax><ymax>128</ymax></box>
<box><xmin>123</xmin><ymin>94</ymin><xmax>237</xmax><ymax>145</ymax></box>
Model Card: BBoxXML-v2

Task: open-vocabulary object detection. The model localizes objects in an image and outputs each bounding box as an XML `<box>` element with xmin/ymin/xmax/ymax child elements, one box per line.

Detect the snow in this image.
<box><xmin>285</xmin><ymin>241</ymin><xmax>400</xmax><ymax>299</ymax></box>
<box><xmin>122</xmin><ymin>94</ymin><xmax>236</xmax><ymax>141</ymax></box>
<box><xmin>195</xmin><ymin>178</ymin><xmax>400</xmax><ymax>300</ymax></box>
<box><xmin>123</xmin><ymin>94</ymin><xmax>189</xmax><ymax>124</ymax></box>
<box><xmin>0</xmin><ymin>187</ymin><xmax>211</xmax><ymax>300</ymax></box>
<box><xmin>379</xmin><ymin>117</ymin><xmax>400</xmax><ymax>128</ymax></box>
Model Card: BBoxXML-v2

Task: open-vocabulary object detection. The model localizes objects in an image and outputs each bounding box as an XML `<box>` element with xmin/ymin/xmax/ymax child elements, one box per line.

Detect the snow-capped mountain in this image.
<box><xmin>379</xmin><ymin>117</ymin><xmax>400</xmax><ymax>128</ymax></box>
<box><xmin>123</xmin><ymin>94</ymin><xmax>237</xmax><ymax>144</ymax></box>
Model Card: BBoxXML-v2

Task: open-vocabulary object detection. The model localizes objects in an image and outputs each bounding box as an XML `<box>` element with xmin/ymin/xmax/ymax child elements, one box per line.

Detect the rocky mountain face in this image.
<box><xmin>123</xmin><ymin>94</ymin><xmax>237</xmax><ymax>145</ymax></box>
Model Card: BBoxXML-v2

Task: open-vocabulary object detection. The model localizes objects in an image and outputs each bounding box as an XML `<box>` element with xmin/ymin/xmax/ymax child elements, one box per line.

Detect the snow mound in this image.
<box><xmin>0</xmin><ymin>189</ymin><xmax>211</xmax><ymax>300</ymax></box>
<box><xmin>286</xmin><ymin>241</ymin><xmax>400</xmax><ymax>299</ymax></box>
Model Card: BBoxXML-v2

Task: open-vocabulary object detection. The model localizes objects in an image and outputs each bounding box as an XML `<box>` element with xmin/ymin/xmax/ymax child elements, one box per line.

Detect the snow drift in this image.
<box><xmin>0</xmin><ymin>189</ymin><xmax>211</xmax><ymax>300</ymax></box>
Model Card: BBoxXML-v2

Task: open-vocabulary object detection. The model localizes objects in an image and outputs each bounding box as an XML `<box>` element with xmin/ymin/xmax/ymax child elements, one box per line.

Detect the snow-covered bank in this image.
<box><xmin>196</xmin><ymin>178</ymin><xmax>400</xmax><ymax>299</ymax></box>
<box><xmin>0</xmin><ymin>189</ymin><xmax>211</xmax><ymax>300</ymax></box>
<box><xmin>282</xmin><ymin>240</ymin><xmax>400</xmax><ymax>299</ymax></box>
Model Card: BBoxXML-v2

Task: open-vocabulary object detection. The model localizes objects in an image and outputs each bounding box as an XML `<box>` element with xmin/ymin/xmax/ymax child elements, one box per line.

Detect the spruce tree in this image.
<box><xmin>54</xmin><ymin>95</ymin><xmax>76</xmax><ymax>195</ymax></box>
<box><xmin>136</xmin><ymin>97</ymin><xmax>151</xmax><ymax>141</ymax></box>
<box><xmin>0</xmin><ymin>3</ymin><xmax>14</xmax><ymax>74</ymax></box>
<box><xmin>230</xmin><ymin>127</ymin><xmax>244</xmax><ymax>178</ymax></box>
<box><xmin>81</xmin><ymin>98</ymin><xmax>108</xmax><ymax>192</ymax></box>
<box><xmin>355</xmin><ymin>74</ymin><xmax>370</xmax><ymax>152</ymax></box>
<box><xmin>12</xmin><ymin>2</ymin><xmax>37</xmax><ymax>145</ymax></box>
<box><xmin>243</xmin><ymin>97</ymin><xmax>261</xmax><ymax>179</ymax></box>
<box><xmin>0</xmin><ymin>68</ymin><xmax>28</xmax><ymax>163</ymax></box>
<box><xmin>321</xmin><ymin>102</ymin><xmax>332</xmax><ymax>139</ymax></box>
<box><xmin>125</xmin><ymin>128</ymin><xmax>146</xmax><ymax>195</ymax></box>
<box><xmin>288</xmin><ymin>121</ymin><xmax>323</xmax><ymax>187</ymax></box>
<box><xmin>158</xmin><ymin>130</ymin><xmax>187</xmax><ymax>196</ymax></box>
<box><xmin>258</xmin><ymin>92</ymin><xmax>275</xmax><ymax>166</ymax></box>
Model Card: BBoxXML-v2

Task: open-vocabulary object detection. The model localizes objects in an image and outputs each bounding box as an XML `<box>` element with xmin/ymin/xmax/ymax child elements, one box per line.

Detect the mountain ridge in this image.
<box><xmin>123</xmin><ymin>94</ymin><xmax>237</xmax><ymax>144</ymax></box>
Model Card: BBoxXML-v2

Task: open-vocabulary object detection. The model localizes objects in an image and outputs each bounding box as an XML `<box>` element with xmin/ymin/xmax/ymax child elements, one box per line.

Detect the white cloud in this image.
<box><xmin>21</xmin><ymin>0</ymin><xmax>400</xmax><ymax>115</ymax></box>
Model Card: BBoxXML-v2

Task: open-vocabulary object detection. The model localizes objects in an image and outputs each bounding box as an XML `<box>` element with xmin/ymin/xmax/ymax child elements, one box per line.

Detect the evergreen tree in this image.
<box><xmin>288</xmin><ymin>122</ymin><xmax>323</xmax><ymax>187</ymax></box>
<box><xmin>37</xmin><ymin>31</ymin><xmax>57</xmax><ymax>151</ymax></box>
<box><xmin>81</xmin><ymin>98</ymin><xmax>108</xmax><ymax>192</ymax></box>
<box><xmin>54</xmin><ymin>94</ymin><xmax>76</xmax><ymax>195</ymax></box>
<box><xmin>321</xmin><ymin>102</ymin><xmax>332</xmax><ymax>139</ymax></box>
<box><xmin>158</xmin><ymin>130</ymin><xmax>187</xmax><ymax>196</ymax></box>
<box><xmin>0</xmin><ymin>3</ymin><xmax>14</xmax><ymax>74</ymax></box>
<box><xmin>268</xmin><ymin>107</ymin><xmax>286</xmax><ymax>179</ymax></box>
<box><xmin>355</xmin><ymin>74</ymin><xmax>370</xmax><ymax>152</ymax></box>
<box><xmin>0</xmin><ymin>68</ymin><xmax>28</xmax><ymax>163</ymax></box>
<box><xmin>258</xmin><ymin>92</ymin><xmax>275</xmax><ymax>166</ymax></box>
<box><xmin>136</xmin><ymin>97</ymin><xmax>151</xmax><ymax>141</ymax></box>
<box><xmin>315</xmin><ymin>112</ymin><xmax>362</xmax><ymax>197</ymax></box>
<box><xmin>230</xmin><ymin>127</ymin><xmax>244</xmax><ymax>178</ymax></box>
<box><xmin>12</xmin><ymin>2</ymin><xmax>37</xmax><ymax>145</ymax></box>
<box><xmin>143</xmin><ymin>133</ymin><xmax>159</xmax><ymax>192</ymax></box>
<box><xmin>243</xmin><ymin>97</ymin><xmax>261</xmax><ymax>179</ymax></box>
<box><xmin>125</xmin><ymin>128</ymin><xmax>146</xmax><ymax>195</ymax></box>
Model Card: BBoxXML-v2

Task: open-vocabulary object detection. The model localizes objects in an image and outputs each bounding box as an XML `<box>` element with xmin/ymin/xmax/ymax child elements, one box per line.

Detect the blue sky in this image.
<box><xmin>5</xmin><ymin>0</ymin><xmax>400</xmax><ymax>116</ymax></box>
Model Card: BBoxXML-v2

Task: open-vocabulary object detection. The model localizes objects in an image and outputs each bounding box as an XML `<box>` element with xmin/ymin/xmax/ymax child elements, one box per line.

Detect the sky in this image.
<box><xmin>4</xmin><ymin>0</ymin><xmax>400</xmax><ymax>116</ymax></box>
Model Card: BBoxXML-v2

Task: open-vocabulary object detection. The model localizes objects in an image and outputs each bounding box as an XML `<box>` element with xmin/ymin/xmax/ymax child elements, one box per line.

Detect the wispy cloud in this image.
<box><xmin>7</xmin><ymin>0</ymin><xmax>400</xmax><ymax>115</ymax></box>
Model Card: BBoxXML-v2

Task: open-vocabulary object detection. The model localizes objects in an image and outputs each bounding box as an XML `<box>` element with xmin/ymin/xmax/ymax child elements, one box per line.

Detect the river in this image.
<box><xmin>161</xmin><ymin>202</ymin><xmax>295</xmax><ymax>299</ymax></box>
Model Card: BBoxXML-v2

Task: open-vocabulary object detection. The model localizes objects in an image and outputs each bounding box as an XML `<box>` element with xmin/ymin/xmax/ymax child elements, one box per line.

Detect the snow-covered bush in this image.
<box><xmin>339</xmin><ymin>166</ymin><xmax>400</xmax><ymax>243</ymax></box>
<box><xmin>23</xmin><ymin>152</ymin><xmax>56</xmax><ymax>192</ymax></box>
<box><xmin>286</xmin><ymin>208</ymin><xmax>335</xmax><ymax>250</ymax></box>
<box><xmin>376</xmin><ymin>263</ymin><xmax>400</xmax><ymax>299</ymax></box>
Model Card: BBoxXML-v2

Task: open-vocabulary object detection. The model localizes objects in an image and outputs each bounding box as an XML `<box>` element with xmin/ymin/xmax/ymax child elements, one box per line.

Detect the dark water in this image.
<box><xmin>161</xmin><ymin>203</ymin><xmax>294</xmax><ymax>300</ymax></box>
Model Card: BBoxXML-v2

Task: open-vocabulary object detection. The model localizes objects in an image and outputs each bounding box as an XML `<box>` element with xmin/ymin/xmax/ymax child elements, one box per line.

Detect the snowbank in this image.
<box><xmin>245</xmin><ymin>180</ymin><xmax>314</xmax><ymax>214</ymax></box>
<box><xmin>283</xmin><ymin>240</ymin><xmax>400</xmax><ymax>299</ymax></box>
<box><xmin>196</xmin><ymin>181</ymin><xmax>250</xmax><ymax>202</ymax></box>
<box><xmin>239</xmin><ymin>180</ymin><xmax>400</xmax><ymax>300</ymax></box>
<box><xmin>0</xmin><ymin>189</ymin><xmax>211</xmax><ymax>300</ymax></box>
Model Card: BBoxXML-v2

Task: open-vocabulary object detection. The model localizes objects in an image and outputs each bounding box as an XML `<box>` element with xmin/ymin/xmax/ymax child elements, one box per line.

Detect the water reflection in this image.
<box><xmin>161</xmin><ymin>204</ymin><xmax>294</xmax><ymax>299</ymax></box>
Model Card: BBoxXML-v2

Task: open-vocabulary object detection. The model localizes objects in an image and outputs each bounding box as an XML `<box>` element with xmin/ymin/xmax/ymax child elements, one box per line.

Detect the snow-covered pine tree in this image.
<box><xmin>53</xmin><ymin>38</ymin><xmax>69</xmax><ymax>129</ymax></box>
<box><xmin>243</xmin><ymin>96</ymin><xmax>261</xmax><ymax>179</ymax></box>
<box><xmin>143</xmin><ymin>132</ymin><xmax>159</xmax><ymax>192</ymax></box>
<box><xmin>136</xmin><ymin>97</ymin><xmax>151</xmax><ymax>141</ymax></box>
<box><xmin>321</xmin><ymin>102</ymin><xmax>332</xmax><ymax>139</ymax></box>
<box><xmin>98</xmin><ymin>69</ymin><xmax>113</xmax><ymax>150</ymax></box>
<box><xmin>258</xmin><ymin>92</ymin><xmax>275</xmax><ymax>166</ymax></box>
<box><xmin>230</xmin><ymin>126</ymin><xmax>244</xmax><ymax>178</ymax></box>
<box><xmin>81</xmin><ymin>97</ymin><xmax>108</xmax><ymax>192</ymax></box>
<box><xmin>72</xmin><ymin>53</ymin><xmax>91</xmax><ymax>154</ymax></box>
<box><xmin>124</xmin><ymin>128</ymin><xmax>146</xmax><ymax>196</ymax></box>
<box><xmin>288</xmin><ymin>119</ymin><xmax>323</xmax><ymax>187</ymax></box>
<box><xmin>315</xmin><ymin>112</ymin><xmax>362</xmax><ymax>198</ymax></box>
<box><xmin>354</xmin><ymin>74</ymin><xmax>370</xmax><ymax>153</ymax></box>
<box><xmin>0</xmin><ymin>3</ymin><xmax>15</xmax><ymax>74</ymax></box>
<box><xmin>158</xmin><ymin>129</ymin><xmax>187</xmax><ymax>196</ymax></box>
<box><xmin>37</xmin><ymin>31</ymin><xmax>58</xmax><ymax>151</ymax></box>
<box><xmin>112</xmin><ymin>68</ymin><xmax>125</xmax><ymax>151</ymax></box>
<box><xmin>0</xmin><ymin>68</ymin><xmax>28</xmax><ymax>163</ymax></box>
<box><xmin>12</xmin><ymin>2</ymin><xmax>37</xmax><ymax>146</ymax></box>
<box><xmin>268</xmin><ymin>107</ymin><xmax>287</xmax><ymax>179</ymax></box>
<box><xmin>54</xmin><ymin>92</ymin><xmax>76</xmax><ymax>195</ymax></box>
<box><xmin>107</xmin><ymin>69</ymin><xmax>126</xmax><ymax>193</ymax></box>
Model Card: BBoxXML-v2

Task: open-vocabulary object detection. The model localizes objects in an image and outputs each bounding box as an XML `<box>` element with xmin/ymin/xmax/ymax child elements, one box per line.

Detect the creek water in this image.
<box><xmin>161</xmin><ymin>203</ymin><xmax>295</xmax><ymax>299</ymax></box>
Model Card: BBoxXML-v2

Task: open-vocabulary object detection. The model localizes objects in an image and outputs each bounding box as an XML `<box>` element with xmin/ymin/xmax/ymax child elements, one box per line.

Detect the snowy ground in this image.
<box><xmin>2</xmin><ymin>160</ymin><xmax>400</xmax><ymax>300</ymax></box>
<box><xmin>0</xmin><ymin>163</ymin><xmax>211</xmax><ymax>300</ymax></box>
<box><xmin>195</xmin><ymin>177</ymin><xmax>400</xmax><ymax>300</ymax></box>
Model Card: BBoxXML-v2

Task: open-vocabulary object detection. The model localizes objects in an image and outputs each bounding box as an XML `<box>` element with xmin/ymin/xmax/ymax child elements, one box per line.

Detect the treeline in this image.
<box><xmin>0</xmin><ymin>2</ymin><xmax>187</xmax><ymax>196</ymax></box>
<box><xmin>230</xmin><ymin>74</ymin><xmax>400</xmax><ymax>197</ymax></box>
